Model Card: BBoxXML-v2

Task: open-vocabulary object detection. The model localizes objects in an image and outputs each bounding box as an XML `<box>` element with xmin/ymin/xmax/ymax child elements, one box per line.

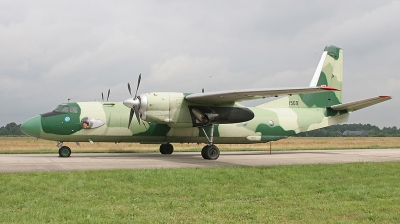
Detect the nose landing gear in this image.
<box><xmin>57</xmin><ymin>142</ymin><xmax>71</xmax><ymax>157</ymax></box>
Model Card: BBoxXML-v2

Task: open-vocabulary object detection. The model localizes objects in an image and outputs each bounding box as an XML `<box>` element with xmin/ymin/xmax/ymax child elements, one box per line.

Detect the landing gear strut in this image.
<box><xmin>200</xmin><ymin>124</ymin><xmax>220</xmax><ymax>160</ymax></box>
<box><xmin>159</xmin><ymin>143</ymin><xmax>174</xmax><ymax>154</ymax></box>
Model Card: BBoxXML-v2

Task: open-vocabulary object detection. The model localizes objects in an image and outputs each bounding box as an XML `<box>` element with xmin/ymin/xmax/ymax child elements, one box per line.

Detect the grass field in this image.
<box><xmin>1</xmin><ymin>162</ymin><xmax>400</xmax><ymax>223</ymax></box>
<box><xmin>1</xmin><ymin>137</ymin><xmax>400</xmax><ymax>222</ymax></box>
<box><xmin>1</xmin><ymin>137</ymin><xmax>400</xmax><ymax>154</ymax></box>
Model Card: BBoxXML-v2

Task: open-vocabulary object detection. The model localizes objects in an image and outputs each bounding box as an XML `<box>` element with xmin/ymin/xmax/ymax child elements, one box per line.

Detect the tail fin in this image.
<box><xmin>256</xmin><ymin>45</ymin><xmax>343</xmax><ymax>109</ymax></box>
<box><xmin>301</xmin><ymin>45</ymin><xmax>343</xmax><ymax>107</ymax></box>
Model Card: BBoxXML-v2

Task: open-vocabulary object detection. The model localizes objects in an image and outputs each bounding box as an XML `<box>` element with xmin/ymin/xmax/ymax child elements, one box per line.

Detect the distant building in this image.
<box><xmin>342</xmin><ymin>130</ymin><xmax>368</xmax><ymax>137</ymax></box>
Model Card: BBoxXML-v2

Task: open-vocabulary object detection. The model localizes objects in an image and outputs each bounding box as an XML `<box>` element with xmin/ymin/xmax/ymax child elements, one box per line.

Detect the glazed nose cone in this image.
<box><xmin>20</xmin><ymin>115</ymin><xmax>41</xmax><ymax>138</ymax></box>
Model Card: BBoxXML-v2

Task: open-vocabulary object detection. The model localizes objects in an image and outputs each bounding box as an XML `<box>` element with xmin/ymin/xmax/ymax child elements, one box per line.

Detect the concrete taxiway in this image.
<box><xmin>0</xmin><ymin>149</ymin><xmax>399</xmax><ymax>173</ymax></box>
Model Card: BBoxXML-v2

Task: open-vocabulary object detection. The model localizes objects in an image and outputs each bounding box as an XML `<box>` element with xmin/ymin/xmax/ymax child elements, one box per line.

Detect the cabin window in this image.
<box><xmin>70</xmin><ymin>106</ymin><xmax>78</xmax><ymax>113</ymax></box>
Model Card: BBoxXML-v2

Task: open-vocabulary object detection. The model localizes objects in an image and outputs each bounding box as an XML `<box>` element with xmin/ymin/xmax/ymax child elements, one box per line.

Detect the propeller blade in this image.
<box><xmin>128</xmin><ymin>108</ymin><xmax>134</xmax><ymax>128</ymax></box>
<box><xmin>134</xmin><ymin>106</ymin><xmax>141</xmax><ymax>125</ymax></box>
<box><xmin>142</xmin><ymin>120</ymin><xmax>147</xmax><ymax>129</ymax></box>
<box><xmin>107</xmin><ymin>89</ymin><xmax>110</xmax><ymax>102</ymax></box>
<box><xmin>102</xmin><ymin>92</ymin><xmax>104</xmax><ymax>102</ymax></box>
<box><xmin>128</xmin><ymin>83</ymin><xmax>132</xmax><ymax>96</ymax></box>
<box><xmin>127</xmin><ymin>73</ymin><xmax>143</xmax><ymax>128</ymax></box>
<box><xmin>134</xmin><ymin>73</ymin><xmax>141</xmax><ymax>98</ymax></box>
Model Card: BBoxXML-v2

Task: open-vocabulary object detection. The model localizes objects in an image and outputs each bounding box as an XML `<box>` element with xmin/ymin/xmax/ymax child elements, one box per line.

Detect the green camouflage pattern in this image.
<box><xmin>20</xmin><ymin>46</ymin><xmax>368</xmax><ymax>145</ymax></box>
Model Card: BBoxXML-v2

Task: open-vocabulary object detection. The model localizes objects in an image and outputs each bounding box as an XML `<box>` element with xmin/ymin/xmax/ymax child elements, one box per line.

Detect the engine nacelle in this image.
<box><xmin>140</xmin><ymin>92</ymin><xmax>171</xmax><ymax>123</ymax></box>
<box><xmin>188</xmin><ymin>106</ymin><xmax>254</xmax><ymax>127</ymax></box>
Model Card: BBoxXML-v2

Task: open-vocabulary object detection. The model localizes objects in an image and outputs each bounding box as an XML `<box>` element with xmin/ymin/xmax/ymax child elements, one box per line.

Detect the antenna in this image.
<box><xmin>67</xmin><ymin>97</ymin><xmax>77</xmax><ymax>103</ymax></box>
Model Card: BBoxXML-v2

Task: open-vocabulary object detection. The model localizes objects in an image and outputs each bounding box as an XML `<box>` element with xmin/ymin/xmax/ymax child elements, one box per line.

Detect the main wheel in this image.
<box><xmin>201</xmin><ymin>145</ymin><xmax>220</xmax><ymax>160</ymax></box>
<box><xmin>58</xmin><ymin>146</ymin><xmax>71</xmax><ymax>157</ymax></box>
<box><xmin>159</xmin><ymin>143</ymin><xmax>174</xmax><ymax>154</ymax></box>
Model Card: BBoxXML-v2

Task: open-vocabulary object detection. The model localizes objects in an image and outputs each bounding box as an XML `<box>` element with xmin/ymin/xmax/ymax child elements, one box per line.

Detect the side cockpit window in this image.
<box><xmin>70</xmin><ymin>106</ymin><xmax>78</xmax><ymax>113</ymax></box>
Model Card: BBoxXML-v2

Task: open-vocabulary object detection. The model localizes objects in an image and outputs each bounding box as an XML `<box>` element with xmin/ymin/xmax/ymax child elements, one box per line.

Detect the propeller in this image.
<box><xmin>102</xmin><ymin>89</ymin><xmax>111</xmax><ymax>102</ymax></box>
<box><xmin>125</xmin><ymin>73</ymin><xmax>142</xmax><ymax>128</ymax></box>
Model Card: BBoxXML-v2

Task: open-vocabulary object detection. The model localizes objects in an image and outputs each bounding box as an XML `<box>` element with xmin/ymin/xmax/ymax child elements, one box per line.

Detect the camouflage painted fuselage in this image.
<box><xmin>28</xmin><ymin>99</ymin><xmax>349</xmax><ymax>144</ymax></box>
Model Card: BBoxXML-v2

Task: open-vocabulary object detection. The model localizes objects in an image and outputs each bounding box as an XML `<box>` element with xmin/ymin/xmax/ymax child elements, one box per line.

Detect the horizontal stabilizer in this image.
<box><xmin>330</xmin><ymin>95</ymin><xmax>392</xmax><ymax>112</ymax></box>
<box><xmin>185</xmin><ymin>86</ymin><xmax>338</xmax><ymax>104</ymax></box>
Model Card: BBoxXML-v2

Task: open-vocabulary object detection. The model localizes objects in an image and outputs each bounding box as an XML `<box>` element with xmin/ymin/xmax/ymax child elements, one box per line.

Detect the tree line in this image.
<box><xmin>295</xmin><ymin>123</ymin><xmax>400</xmax><ymax>137</ymax></box>
<box><xmin>1</xmin><ymin>122</ymin><xmax>399</xmax><ymax>137</ymax></box>
<box><xmin>0</xmin><ymin>123</ymin><xmax>24</xmax><ymax>136</ymax></box>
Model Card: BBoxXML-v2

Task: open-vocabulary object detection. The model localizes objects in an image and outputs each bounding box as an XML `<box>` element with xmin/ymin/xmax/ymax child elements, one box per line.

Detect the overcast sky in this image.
<box><xmin>1</xmin><ymin>1</ymin><xmax>399</xmax><ymax>128</ymax></box>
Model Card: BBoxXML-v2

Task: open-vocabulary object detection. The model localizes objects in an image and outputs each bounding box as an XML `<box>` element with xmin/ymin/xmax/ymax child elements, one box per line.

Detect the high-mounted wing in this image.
<box><xmin>330</xmin><ymin>95</ymin><xmax>392</xmax><ymax>112</ymax></box>
<box><xmin>185</xmin><ymin>85</ymin><xmax>338</xmax><ymax>104</ymax></box>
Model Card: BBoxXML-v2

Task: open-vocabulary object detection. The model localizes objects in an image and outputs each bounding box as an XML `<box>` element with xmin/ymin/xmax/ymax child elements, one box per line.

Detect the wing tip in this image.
<box><xmin>379</xmin><ymin>95</ymin><xmax>392</xmax><ymax>99</ymax></box>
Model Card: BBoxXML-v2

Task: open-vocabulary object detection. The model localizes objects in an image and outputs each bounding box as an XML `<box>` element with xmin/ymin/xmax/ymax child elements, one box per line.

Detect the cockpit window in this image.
<box><xmin>53</xmin><ymin>105</ymin><xmax>63</xmax><ymax>112</ymax></box>
<box><xmin>60</xmin><ymin>107</ymin><xmax>69</xmax><ymax>112</ymax></box>
<box><xmin>70</xmin><ymin>106</ymin><xmax>78</xmax><ymax>113</ymax></box>
<box><xmin>52</xmin><ymin>104</ymin><xmax>78</xmax><ymax>113</ymax></box>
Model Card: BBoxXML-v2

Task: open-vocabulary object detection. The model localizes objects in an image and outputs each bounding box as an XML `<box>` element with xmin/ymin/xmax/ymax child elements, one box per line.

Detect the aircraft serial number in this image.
<box><xmin>289</xmin><ymin>101</ymin><xmax>298</xmax><ymax>105</ymax></box>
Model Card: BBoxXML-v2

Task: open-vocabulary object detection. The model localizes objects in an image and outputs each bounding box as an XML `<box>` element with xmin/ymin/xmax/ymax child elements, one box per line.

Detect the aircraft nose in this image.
<box><xmin>20</xmin><ymin>115</ymin><xmax>41</xmax><ymax>138</ymax></box>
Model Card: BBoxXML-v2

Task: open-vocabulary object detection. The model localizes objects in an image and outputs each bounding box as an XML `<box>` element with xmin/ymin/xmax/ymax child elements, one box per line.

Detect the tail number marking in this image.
<box><xmin>289</xmin><ymin>101</ymin><xmax>298</xmax><ymax>106</ymax></box>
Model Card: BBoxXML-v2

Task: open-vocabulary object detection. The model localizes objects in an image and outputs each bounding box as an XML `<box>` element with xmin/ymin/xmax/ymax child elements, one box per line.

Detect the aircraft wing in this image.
<box><xmin>185</xmin><ymin>86</ymin><xmax>338</xmax><ymax>104</ymax></box>
<box><xmin>330</xmin><ymin>95</ymin><xmax>392</xmax><ymax>112</ymax></box>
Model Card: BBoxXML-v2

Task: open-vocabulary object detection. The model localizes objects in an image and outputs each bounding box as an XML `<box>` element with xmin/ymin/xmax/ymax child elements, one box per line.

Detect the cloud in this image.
<box><xmin>255</xmin><ymin>68</ymin><xmax>315</xmax><ymax>88</ymax></box>
<box><xmin>0</xmin><ymin>1</ymin><xmax>397</xmax><ymax>128</ymax></box>
<box><xmin>147</xmin><ymin>54</ymin><xmax>231</xmax><ymax>92</ymax></box>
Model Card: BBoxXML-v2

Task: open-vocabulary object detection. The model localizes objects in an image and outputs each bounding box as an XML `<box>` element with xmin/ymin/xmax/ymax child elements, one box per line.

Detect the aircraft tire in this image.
<box><xmin>201</xmin><ymin>145</ymin><xmax>220</xmax><ymax>160</ymax></box>
<box><xmin>159</xmin><ymin>143</ymin><xmax>174</xmax><ymax>154</ymax></box>
<box><xmin>58</xmin><ymin>146</ymin><xmax>71</xmax><ymax>157</ymax></box>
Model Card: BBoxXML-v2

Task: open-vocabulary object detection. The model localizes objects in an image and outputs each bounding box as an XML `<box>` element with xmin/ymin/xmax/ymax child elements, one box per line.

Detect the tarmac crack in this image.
<box><xmin>48</xmin><ymin>156</ymin><xmax>67</xmax><ymax>171</ymax></box>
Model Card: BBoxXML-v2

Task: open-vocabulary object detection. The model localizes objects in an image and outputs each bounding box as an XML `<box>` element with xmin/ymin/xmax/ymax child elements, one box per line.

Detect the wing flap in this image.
<box><xmin>330</xmin><ymin>95</ymin><xmax>392</xmax><ymax>112</ymax></box>
<box><xmin>185</xmin><ymin>86</ymin><xmax>338</xmax><ymax>104</ymax></box>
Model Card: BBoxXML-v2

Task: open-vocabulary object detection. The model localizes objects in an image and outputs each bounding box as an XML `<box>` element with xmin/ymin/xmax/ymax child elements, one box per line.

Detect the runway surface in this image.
<box><xmin>1</xmin><ymin>149</ymin><xmax>400</xmax><ymax>173</ymax></box>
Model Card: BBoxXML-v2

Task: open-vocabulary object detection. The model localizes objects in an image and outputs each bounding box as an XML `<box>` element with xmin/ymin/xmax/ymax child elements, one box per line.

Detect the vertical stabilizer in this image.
<box><xmin>256</xmin><ymin>45</ymin><xmax>343</xmax><ymax>109</ymax></box>
<box><xmin>301</xmin><ymin>45</ymin><xmax>343</xmax><ymax>107</ymax></box>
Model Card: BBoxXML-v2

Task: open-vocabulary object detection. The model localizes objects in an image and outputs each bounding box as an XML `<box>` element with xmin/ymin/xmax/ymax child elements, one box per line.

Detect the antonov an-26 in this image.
<box><xmin>20</xmin><ymin>45</ymin><xmax>391</xmax><ymax>160</ymax></box>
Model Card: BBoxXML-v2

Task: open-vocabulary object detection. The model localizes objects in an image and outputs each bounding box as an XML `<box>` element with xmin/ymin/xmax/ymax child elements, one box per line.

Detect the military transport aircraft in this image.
<box><xmin>20</xmin><ymin>45</ymin><xmax>391</xmax><ymax>160</ymax></box>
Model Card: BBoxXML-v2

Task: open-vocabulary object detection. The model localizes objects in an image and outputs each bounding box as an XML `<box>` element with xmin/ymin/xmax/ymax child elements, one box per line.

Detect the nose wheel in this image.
<box><xmin>58</xmin><ymin>146</ymin><xmax>71</xmax><ymax>157</ymax></box>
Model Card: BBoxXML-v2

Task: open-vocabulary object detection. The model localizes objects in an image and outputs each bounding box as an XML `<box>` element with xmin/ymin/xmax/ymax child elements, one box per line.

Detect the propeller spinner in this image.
<box><xmin>124</xmin><ymin>73</ymin><xmax>142</xmax><ymax>128</ymax></box>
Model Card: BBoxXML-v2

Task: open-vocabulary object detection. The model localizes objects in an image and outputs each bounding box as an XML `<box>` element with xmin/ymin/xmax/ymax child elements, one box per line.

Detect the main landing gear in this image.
<box><xmin>57</xmin><ymin>142</ymin><xmax>71</xmax><ymax>157</ymax></box>
<box><xmin>200</xmin><ymin>124</ymin><xmax>220</xmax><ymax>160</ymax></box>
<box><xmin>159</xmin><ymin>143</ymin><xmax>174</xmax><ymax>154</ymax></box>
